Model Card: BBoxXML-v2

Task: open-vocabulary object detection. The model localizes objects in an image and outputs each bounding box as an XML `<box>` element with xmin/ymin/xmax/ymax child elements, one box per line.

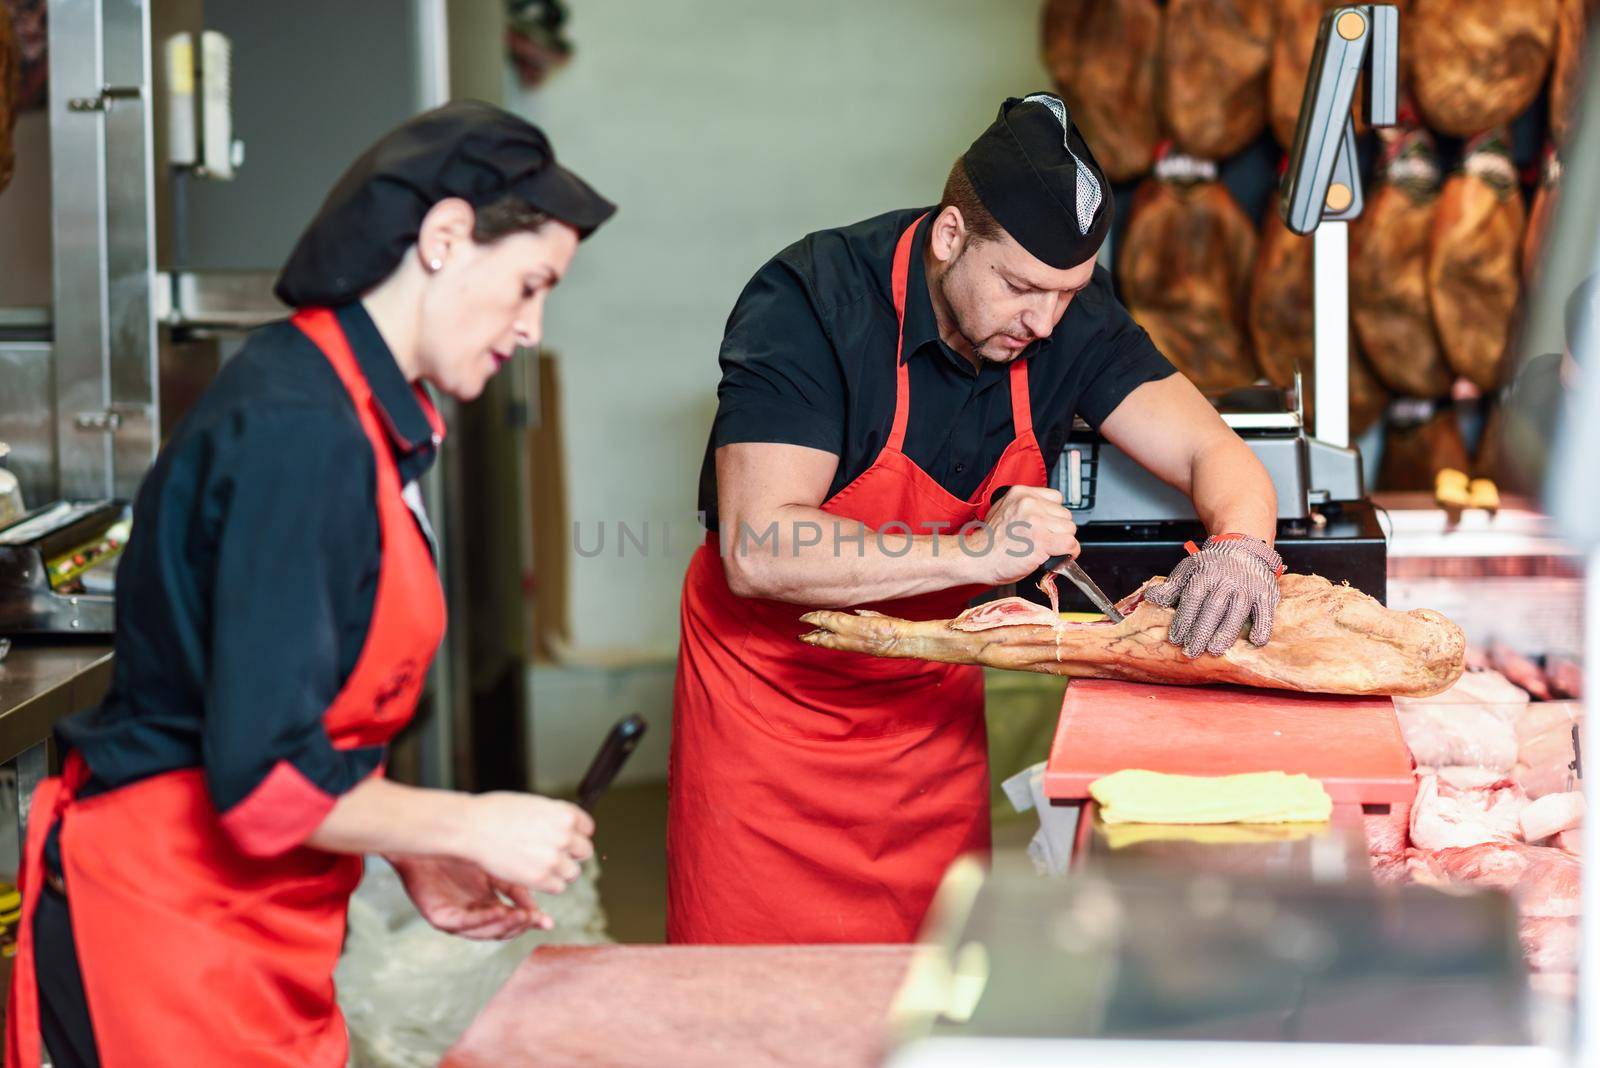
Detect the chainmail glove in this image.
<box><xmin>1145</xmin><ymin>534</ymin><xmax>1284</xmax><ymax>658</ymax></box>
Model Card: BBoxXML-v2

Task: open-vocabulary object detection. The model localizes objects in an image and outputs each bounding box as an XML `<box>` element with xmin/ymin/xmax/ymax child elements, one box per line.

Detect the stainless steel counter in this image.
<box><xmin>0</xmin><ymin>641</ymin><xmax>113</xmax><ymax>837</ymax></box>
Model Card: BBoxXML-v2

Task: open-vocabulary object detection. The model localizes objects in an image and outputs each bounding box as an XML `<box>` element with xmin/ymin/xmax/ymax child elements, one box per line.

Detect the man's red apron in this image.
<box><xmin>669</xmin><ymin>215</ymin><xmax>1049</xmax><ymax>943</ymax></box>
<box><xmin>5</xmin><ymin>308</ymin><xmax>447</xmax><ymax>1068</ymax></box>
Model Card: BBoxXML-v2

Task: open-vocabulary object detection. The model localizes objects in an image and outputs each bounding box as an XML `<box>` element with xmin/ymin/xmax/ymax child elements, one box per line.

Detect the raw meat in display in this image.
<box><xmin>1545</xmin><ymin>657</ymin><xmax>1583</xmax><ymax>700</ymax></box>
<box><xmin>1488</xmin><ymin>642</ymin><xmax>1551</xmax><ymax>700</ymax></box>
<box><xmin>1408</xmin><ymin>841</ymin><xmax>1580</xmax><ymax>918</ymax></box>
<box><xmin>1520</xmin><ymin>792</ymin><xmax>1585</xmax><ymax>843</ymax></box>
<box><xmin>1409</xmin><ymin>772</ymin><xmax>1527</xmax><ymax>851</ymax></box>
<box><xmin>1408</xmin><ymin>0</ymin><xmax>1559</xmax><ymax>137</ymax></box>
<box><xmin>1429</xmin><ymin>133</ymin><xmax>1526</xmax><ymax>392</ymax></box>
<box><xmin>1394</xmin><ymin>702</ymin><xmax>1518</xmax><ymax>772</ymax></box>
<box><xmin>1041</xmin><ymin>0</ymin><xmax>1162</xmax><ymax>183</ymax></box>
<box><xmin>1118</xmin><ymin>166</ymin><xmax>1261</xmax><ymax>393</ymax></box>
<box><xmin>800</xmin><ymin>573</ymin><xmax>1466</xmax><ymax>698</ymax></box>
<box><xmin>1550</xmin><ymin>0</ymin><xmax>1591</xmax><ymax>145</ymax></box>
<box><xmin>1</xmin><ymin>0</ymin><xmax>18</xmax><ymax>194</ymax></box>
<box><xmin>1377</xmin><ymin>407</ymin><xmax>1471</xmax><ymax>491</ymax></box>
<box><xmin>1249</xmin><ymin>207</ymin><xmax>1389</xmax><ymax>434</ymax></box>
<box><xmin>1351</xmin><ymin>127</ymin><xmax>1452</xmax><ymax>398</ymax></box>
<box><xmin>1160</xmin><ymin>0</ymin><xmax>1273</xmax><ymax>159</ymax></box>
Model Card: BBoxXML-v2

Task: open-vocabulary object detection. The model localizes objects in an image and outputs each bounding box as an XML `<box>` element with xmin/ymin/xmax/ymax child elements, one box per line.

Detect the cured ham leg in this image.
<box><xmin>800</xmin><ymin>573</ymin><xmax>1465</xmax><ymax>698</ymax></box>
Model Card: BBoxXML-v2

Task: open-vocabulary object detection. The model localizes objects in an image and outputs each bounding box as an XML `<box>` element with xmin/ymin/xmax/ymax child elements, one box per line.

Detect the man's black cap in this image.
<box><xmin>961</xmin><ymin>92</ymin><xmax>1113</xmax><ymax>269</ymax></box>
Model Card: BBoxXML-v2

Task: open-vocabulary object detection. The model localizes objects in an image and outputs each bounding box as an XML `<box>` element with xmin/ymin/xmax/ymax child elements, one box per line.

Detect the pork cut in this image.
<box><xmin>1550</xmin><ymin>0</ymin><xmax>1590</xmax><ymax>146</ymax></box>
<box><xmin>1409</xmin><ymin>771</ymin><xmax>1527</xmax><ymax>851</ymax></box>
<box><xmin>1394</xmin><ymin>702</ymin><xmax>1518</xmax><ymax>772</ymax></box>
<box><xmin>1118</xmin><ymin>161</ymin><xmax>1261</xmax><ymax>393</ymax></box>
<box><xmin>1521</xmin><ymin>792</ymin><xmax>1584</xmax><ymax>843</ymax></box>
<box><xmin>1429</xmin><ymin>132</ymin><xmax>1526</xmax><ymax>393</ymax></box>
<box><xmin>1160</xmin><ymin>0</ymin><xmax>1274</xmax><ymax>160</ymax></box>
<box><xmin>1407</xmin><ymin>841</ymin><xmax>1580</xmax><ymax>917</ymax></box>
<box><xmin>1377</xmin><ymin>405</ymin><xmax>1471</xmax><ymax>491</ymax></box>
<box><xmin>1249</xmin><ymin>207</ymin><xmax>1389</xmax><ymax>434</ymax></box>
<box><xmin>1351</xmin><ymin>126</ymin><xmax>1453</xmax><ymax>398</ymax></box>
<box><xmin>1042</xmin><ymin>0</ymin><xmax>1162</xmax><ymax>183</ymax></box>
<box><xmin>1408</xmin><ymin>0</ymin><xmax>1559</xmax><ymax>137</ymax></box>
<box><xmin>799</xmin><ymin>572</ymin><xmax>1466</xmax><ymax>698</ymax></box>
<box><xmin>1</xmin><ymin>0</ymin><xmax>19</xmax><ymax>194</ymax></box>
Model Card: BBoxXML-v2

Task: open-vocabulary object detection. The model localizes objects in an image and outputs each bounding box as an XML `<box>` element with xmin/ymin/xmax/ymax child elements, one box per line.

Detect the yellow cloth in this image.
<box><xmin>1088</xmin><ymin>769</ymin><xmax>1334</xmax><ymax>825</ymax></box>
<box><xmin>1097</xmin><ymin>820</ymin><xmax>1325</xmax><ymax>850</ymax></box>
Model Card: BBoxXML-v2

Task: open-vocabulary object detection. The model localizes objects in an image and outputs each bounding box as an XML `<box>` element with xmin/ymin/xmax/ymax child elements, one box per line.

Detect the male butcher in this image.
<box><xmin>669</xmin><ymin>93</ymin><xmax>1280</xmax><ymax>944</ymax></box>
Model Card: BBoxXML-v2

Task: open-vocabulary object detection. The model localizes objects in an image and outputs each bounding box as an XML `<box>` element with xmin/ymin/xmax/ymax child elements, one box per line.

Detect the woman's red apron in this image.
<box><xmin>5</xmin><ymin>307</ymin><xmax>447</xmax><ymax>1068</ymax></box>
<box><xmin>668</xmin><ymin>215</ymin><xmax>1049</xmax><ymax>943</ymax></box>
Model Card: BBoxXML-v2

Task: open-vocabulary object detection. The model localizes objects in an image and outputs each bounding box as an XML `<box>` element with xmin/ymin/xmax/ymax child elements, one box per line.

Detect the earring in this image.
<box><xmin>428</xmin><ymin>258</ymin><xmax>443</xmax><ymax>272</ymax></box>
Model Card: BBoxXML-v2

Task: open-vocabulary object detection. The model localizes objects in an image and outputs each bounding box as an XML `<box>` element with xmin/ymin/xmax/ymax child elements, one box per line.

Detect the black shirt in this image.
<box><xmin>697</xmin><ymin>208</ymin><xmax>1176</xmax><ymax>528</ymax></box>
<box><xmin>56</xmin><ymin>303</ymin><xmax>439</xmax><ymax>852</ymax></box>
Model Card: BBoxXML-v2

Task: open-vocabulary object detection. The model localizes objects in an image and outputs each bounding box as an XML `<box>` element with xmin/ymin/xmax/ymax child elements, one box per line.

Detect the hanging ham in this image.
<box><xmin>800</xmin><ymin>573</ymin><xmax>1466</xmax><ymax>699</ymax></box>
<box><xmin>1249</xmin><ymin>206</ymin><xmax>1389</xmax><ymax>434</ymax></box>
<box><xmin>1118</xmin><ymin>155</ymin><xmax>1260</xmax><ymax>393</ymax></box>
<box><xmin>1523</xmin><ymin>148</ymin><xmax>1561</xmax><ymax>283</ymax></box>
<box><xmin>1041</xmin><ymin>0</ymin><xmax>1162</xmax><ymax>183</ymax></box>
<box><xmin>1351</xmin><ymin>125</ymin><xmax>1453</xmax><ymax>398</ymax></box>
<box><xmin>1160</xmin><ymin>0</ymin><xmax>1274</xmax><ymax>160</ymax></box>
<box><xmin>1428</xmin><ymin>132</ymin><xmax>1526</xmax><ymax>393</ymax></box>
<box><xmin>1377</xmin><ymin>403</ymin><xmax>1471</xmax><ymax>491</ymax></box>
<box><xmin>1</xmin><ymin>0</ymin><xmax>19</xmax><ymax>194</ymax></box>
<box><xmin>1408</xmin><ymin>0</ymin><xmax>1559</xmax><ymax>137</ymax></box>
<box><xmin>1550</xmin><ymin>0</ymin><xmax>1590</xmax><ymax>146</ymax></box>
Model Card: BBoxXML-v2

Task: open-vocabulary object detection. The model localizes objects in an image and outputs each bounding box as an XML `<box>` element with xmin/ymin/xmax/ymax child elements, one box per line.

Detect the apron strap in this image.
<box><xmin>1007</xmin><ymin>355</ymin><xmax>1033</xmax><ymax>438</ymax></box>
<box><xmin>886</xmin><ymin>213</ymin><xmax>928</xmax><ymax>453</ymax></box>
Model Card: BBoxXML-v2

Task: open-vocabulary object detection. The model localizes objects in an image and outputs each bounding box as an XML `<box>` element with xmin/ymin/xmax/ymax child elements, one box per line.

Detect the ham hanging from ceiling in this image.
<box><xmin>1118</xmin><ymin>155</ymin><xmax>1261</xmax><ymax>393</ymax></box>
<box><xmin>1160</xmin><ymin>0</ymin><xmax>1274</xmax><ymax>160</ymax></box>
<box><xmin>1351</xmin><ymin>125</ymin><xmax>1453</xmax><ymax>398</ymax></box>
<box><xmin>1550</xmin><ymin>0</ymin><xmax>1591</xmax><ymax>146</ymax></box>
<box><xmin>801</xmin><ymin>573</ymin><xmax>1466</xmax><ymax>699</ymax></box>
<box><xmin>1408</xmin><ymin>0</ymin><xmax>1559</xmax><ymax>137</ymax></box>
<box><xmin>0</xmin><ymin>0</ymin><xmax>19</xmax><ymax>194</ymax></box>
<box><xmin>1428</xmin><ymin>132</ymin><xmax>1527</xmax><ymax>393</ymax></box>
<box><xmin>1377</xmin><ymin>404</ymin><xmax>1471</xmax><ymax>491</ymax></box>
<box><xmin>1041</xmin><ymin>0</ymin><xmax>1162</xmax><ymax>183</ymax></box>
<box><xmin>1249</xmin><ymin>204</ymin><xmax>1389</xmax><ymax>435</ymax></box>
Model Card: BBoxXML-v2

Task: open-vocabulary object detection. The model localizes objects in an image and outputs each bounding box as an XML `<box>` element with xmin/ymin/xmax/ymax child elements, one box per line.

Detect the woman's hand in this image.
<box><xmin>461</xmin><ymin>792</ymin><xmax>595</xmax><ymax>894</ymax></box>
<box><xmin>389</xmin><ymin>854</ymin><xmax>551</xmax><ymax>939</ymax></box>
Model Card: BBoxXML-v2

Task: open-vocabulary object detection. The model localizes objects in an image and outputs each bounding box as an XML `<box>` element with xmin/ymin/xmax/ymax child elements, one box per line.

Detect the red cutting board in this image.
<box><xmin>1043</xmin><ymin>679</ymin><xmax>1417</xmax><ymax>805</ymax></box>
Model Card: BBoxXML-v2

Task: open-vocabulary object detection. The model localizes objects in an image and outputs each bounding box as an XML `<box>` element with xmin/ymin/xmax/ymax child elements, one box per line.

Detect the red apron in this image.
<box><xmin>5</xmin><ymin>308</ymin><xmax>447</xmax><ymax>1068</ymax></box>
<box><xmin>668</xmin><ymin>215</ymin><xmax>1049</xmax><ymax>943</ymax></box>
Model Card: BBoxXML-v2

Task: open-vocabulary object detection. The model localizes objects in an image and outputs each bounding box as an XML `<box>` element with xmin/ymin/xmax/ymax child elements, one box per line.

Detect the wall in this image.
<box><xmin>514</xmin><ymin>0</ymin><xmax>1047</xmax><ymax>658</ymax></box>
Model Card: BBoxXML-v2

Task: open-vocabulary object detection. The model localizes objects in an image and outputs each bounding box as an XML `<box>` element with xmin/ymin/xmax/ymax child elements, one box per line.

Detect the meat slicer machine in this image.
<box><xmin>1047</xmin><ymin>5</ymin><xmax>1400</xmax><ymax>609</ymax></box>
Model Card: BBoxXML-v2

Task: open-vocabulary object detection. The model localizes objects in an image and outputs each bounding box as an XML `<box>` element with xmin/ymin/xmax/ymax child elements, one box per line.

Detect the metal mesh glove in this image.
<box><xmin>1145</xmin><ymin>534</ymin><xmax>1284</xmax><ymax>658</ymax></box>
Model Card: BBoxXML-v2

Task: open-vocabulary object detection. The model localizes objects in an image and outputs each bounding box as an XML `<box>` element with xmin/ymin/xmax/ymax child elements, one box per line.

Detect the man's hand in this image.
<box><xmin>965</xmin><ymin>486</ymin><xmax>1080</xmax><ymax>587</ymax></box>
<box><xmin>1146</xmin><ymin>534</ymin><xmax>1283</xmax><ymax>657</ymax></box>
<box><xmin>388</xmin><ymin>854</ymin><xmax>552</xmax><ymax>940</ymax></box>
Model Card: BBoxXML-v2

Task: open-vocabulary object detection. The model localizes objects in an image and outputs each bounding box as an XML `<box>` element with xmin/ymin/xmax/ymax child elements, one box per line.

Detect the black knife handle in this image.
<box><xmin>577</xmin><ymin>714</ymin><xmax>648</xmax><ymax>813</ymax></box>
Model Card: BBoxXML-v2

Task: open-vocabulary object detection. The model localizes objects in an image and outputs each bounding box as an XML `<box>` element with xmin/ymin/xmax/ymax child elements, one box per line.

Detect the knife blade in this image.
<box><xmin>1048</xmin><ymin>556</ymin><xmax>1125</xmax><ymax>623</ymax></box>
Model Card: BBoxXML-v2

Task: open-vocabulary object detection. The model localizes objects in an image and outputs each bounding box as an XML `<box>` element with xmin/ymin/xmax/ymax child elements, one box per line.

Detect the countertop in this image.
<box><xmin>442</xmin><ymin>944</ymin><xmax>919</xmax><ymax>1068</ymax></box>
<box><xmin>0</xmin><ymin>640</ymin><xmax>113</xmax><ymax>762</ymax></box>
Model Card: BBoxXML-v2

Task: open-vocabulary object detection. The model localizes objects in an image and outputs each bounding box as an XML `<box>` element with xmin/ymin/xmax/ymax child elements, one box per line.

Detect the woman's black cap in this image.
<box><xmin>275</xmin><ymin>100</ymin><xmax>616</xmax><ymax>307</ymax></box>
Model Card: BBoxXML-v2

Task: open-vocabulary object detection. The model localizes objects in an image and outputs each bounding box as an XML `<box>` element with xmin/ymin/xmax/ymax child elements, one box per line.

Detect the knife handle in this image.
<box><xmin>577</xmin><ymin>714</ymin><xmax>648</xmax><ymax>813</ymax></box>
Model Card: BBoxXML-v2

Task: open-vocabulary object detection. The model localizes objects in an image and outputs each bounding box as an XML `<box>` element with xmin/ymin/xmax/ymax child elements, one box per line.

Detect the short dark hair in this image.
<box><xmin>938</xmin><ymin>157</ymin><xmax>1004</xmax><ymax>243</ymax></box>
<box><xmin>472</xmin><ymin>195</ymin><xmax>552</xmax><ymax>242</ymax></box>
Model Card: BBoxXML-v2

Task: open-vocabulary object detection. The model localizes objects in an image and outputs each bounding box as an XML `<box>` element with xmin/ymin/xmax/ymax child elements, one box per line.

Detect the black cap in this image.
<box><xmin>961</xmin><ymin>93</ymin><xmax>1113</xmax><ymax>270</ymax></box>
<box><xmin>275</xmin><ymin>100</ymin><xmax>616</xmax><ymax>307</ymax></box>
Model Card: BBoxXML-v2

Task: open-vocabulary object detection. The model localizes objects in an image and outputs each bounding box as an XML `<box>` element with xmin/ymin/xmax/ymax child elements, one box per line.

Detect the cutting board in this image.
<box><xmin>1043</xmin><ymin>679</ymin><xmax>1417</xmax><ymax>805</ymax></box>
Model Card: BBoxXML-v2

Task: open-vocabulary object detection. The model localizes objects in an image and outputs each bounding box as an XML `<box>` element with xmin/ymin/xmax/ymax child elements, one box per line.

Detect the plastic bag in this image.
<box><xmin>337</xmin><ymin>856</ymin><xmax>610</xmax><ymax>1068</ymax></box>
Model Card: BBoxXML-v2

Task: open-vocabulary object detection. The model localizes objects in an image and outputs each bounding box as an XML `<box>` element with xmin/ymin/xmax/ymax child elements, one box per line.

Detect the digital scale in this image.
<box><xmin>0</xmin><ymin>500</ymin><xmax>130</xmax><ymax>635</ymax></box>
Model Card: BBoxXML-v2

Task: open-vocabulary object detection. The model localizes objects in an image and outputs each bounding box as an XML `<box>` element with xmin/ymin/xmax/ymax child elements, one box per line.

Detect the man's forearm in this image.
<box><xmin>1189</xmin><ymin>436</ymin><xmax>1278</xmax><ymax>544</ymax></box>
<box><xmin>720</xmin><ymin>504</ymin><xmax>990</xmax><ymax>606</ymax></box>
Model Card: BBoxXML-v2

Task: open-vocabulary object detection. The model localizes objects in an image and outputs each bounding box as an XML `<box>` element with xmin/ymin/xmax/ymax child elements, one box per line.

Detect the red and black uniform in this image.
<box><xmin>9</xmin><ymin>304</ymin><xmax>446</xmax><ymax>1068</ymax></box>
<box><xmin>672</xmin><ymin>208</ymin><xmax>1175</xmax><ymax>944</ymax></box>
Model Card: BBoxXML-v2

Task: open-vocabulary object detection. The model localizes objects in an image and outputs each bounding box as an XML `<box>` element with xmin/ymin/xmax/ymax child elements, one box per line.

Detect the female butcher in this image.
<box><xmin>670</xmin><ymin>93</ymin><xmax>1281</xmax><ymax>944</ymax></box>
<box><xmin>6</xmin><ymin>102</ymin><xmax>614</xmax><ymax>1068</ymax></box>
